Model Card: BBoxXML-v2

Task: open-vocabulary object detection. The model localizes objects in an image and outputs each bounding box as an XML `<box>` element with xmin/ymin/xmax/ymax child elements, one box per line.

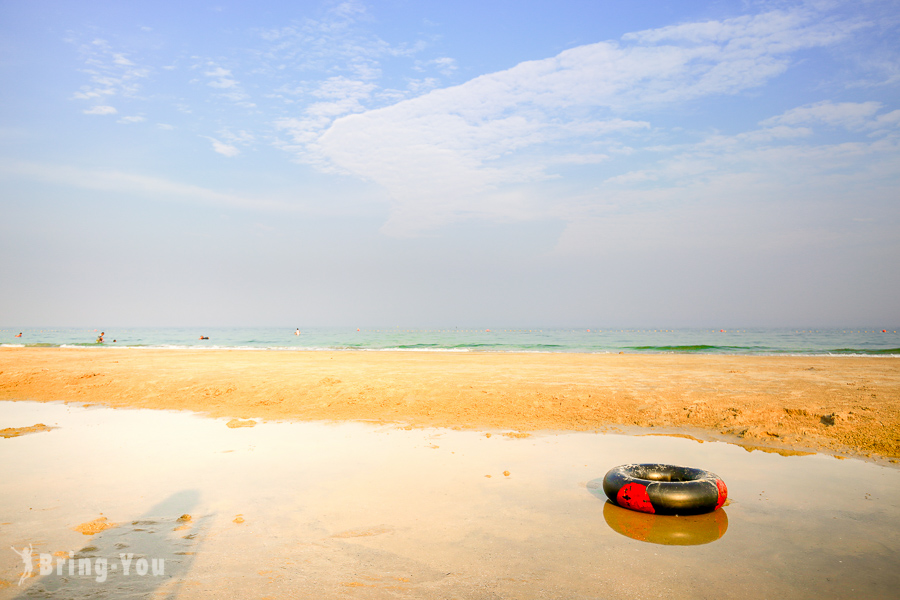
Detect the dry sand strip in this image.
<box><xmin>1</xmin><ymin>348</ymin><xmax>898</xmax><ymax>460</ymax></box>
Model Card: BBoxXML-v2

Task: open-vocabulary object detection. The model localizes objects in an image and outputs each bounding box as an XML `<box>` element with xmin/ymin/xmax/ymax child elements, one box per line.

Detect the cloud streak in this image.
<box><xmin>205</xmin><ymin>137</ymin><xmax>241</xmax><ymax>157</ymax></box>
<box><xmin>761</xmin><ymin>100</ymin><xmax>900</xmax><ymax>132</ymax></box>
<box><xmin>298</xmin><ymin>6</ymin><xmax>871</xmax><ymax>235</ymax></box>
<box><xmin>84</xmin><ymin>105</ymin><xmax>117</xmax><ymax>115</ymax></box>
<box><xmin>0</xmin><ymin>161</ymin><xmax>287</xmax><ymax>211</ymax></box>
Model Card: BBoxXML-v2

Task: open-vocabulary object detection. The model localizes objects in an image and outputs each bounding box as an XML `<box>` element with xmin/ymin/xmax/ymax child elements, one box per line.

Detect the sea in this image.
<box><xmin>1</xmin><ymin>326</ymin><xmax>898</xmax><ymax>355</ymax></box>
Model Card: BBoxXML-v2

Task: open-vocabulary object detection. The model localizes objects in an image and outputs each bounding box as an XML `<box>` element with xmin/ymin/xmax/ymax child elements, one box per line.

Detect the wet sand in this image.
<box><xmin>1</xmin><ymin>347</ymin><xmax>898</xmax><ymax>459</ymax></box>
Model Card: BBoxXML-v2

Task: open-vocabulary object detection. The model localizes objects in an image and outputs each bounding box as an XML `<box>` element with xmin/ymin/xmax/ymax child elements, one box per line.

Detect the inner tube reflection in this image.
<box><xmin>603</xmin><ymin>501</ymin><xmax>728</xmax><ymax>546</ymax></box>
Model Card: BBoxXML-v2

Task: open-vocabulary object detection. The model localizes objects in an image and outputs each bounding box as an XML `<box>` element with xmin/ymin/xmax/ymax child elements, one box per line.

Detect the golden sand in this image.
<box><xmin>1</xmin><ymin>347</ymin><xmax>898</xmax><ymax>458</ymax></box>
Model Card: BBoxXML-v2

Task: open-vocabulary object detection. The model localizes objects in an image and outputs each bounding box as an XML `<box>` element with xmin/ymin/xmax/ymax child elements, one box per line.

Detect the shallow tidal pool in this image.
<box><xmin>1</xmin><ymin>401</ymin><xmax>898</xmax><ymax>599</ymax></box>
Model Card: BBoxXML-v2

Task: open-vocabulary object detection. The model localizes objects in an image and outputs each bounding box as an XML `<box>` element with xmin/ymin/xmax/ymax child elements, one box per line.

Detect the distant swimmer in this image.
<box><xmin>294</xmin><ymin>328</ymin><xmax>300</xmax><ymax>335</ymax></box>
<box><xmin>199</xmin><ymin>336</ymin><xmax>209</xmax><ymax>340</ymax></box>
<box><xmin>15</xmin><ymin>332</ymin><xmax>22</xmax><ymax>338</ymax></box>
<box><xmin>96</xmin><ymin>332</ymin><xmax>105</xmax><ymax>343</ymax></box>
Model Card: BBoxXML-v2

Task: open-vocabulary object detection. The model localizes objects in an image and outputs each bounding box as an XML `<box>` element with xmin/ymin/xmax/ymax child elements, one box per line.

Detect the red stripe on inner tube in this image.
<box><xmin>715</xmin><ymin>478</ymin><xmax>728</xmax><ymax>510</ymax></box>
<box><xmin>617</xmin><ymin>482</ymin><xmax>655</xmax><ymax>514</ymax></box>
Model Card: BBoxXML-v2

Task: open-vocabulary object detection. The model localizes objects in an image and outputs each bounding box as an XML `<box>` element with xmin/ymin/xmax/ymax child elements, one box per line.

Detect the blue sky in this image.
<box><xmin>1</xmin><ymin>0</ymin><xmax>898</xmax><ymax>327</ymax></box>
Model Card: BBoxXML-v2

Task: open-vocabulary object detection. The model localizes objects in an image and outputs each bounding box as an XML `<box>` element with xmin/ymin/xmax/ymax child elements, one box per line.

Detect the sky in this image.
<box><xmin>1</xmin><ymin>0</ymin><xmax>898</xmax><ymax>328</ymax></box>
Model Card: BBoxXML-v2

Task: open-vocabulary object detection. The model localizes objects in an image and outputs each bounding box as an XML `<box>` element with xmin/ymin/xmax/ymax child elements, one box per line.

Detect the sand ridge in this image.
<box><xmin>1</xmin><ymin>347</ymin><xmax>898</xmax><ymax>459</ymax></box>
<box><xmin>0</xmin><ymin>422</ymin><xmax>56</xmax><ymax>438</ymax></box>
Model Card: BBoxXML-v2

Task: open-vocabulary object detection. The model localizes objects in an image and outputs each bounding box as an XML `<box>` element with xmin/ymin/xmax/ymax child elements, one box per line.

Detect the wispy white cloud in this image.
<box><xmin>299</xmin><ymin>5</ymin><xmax>868</xmax><ymax>235</ymax></box>
<box><xmin>112</xmin><ymin>53</ymin><xmax>134</xmax><ymax>66</ymax></box>
<box><xmin>552</xmin><ymin>92</ymin><xmax>900</xmax><ymax>257</ymax></box>
<box><xmin>761</xmin><ymin>100</ymin><xmax>883</xmax><ymax>130</ymax></box>
<box><xmin>260</xmin><ymin>1</ymin><xmax>451</xmax><ymax>159</ymax></box>
<box><xmin>255</xmin><ymin>0</ymin><xmax>419</xmax><ymax>79</ymax></box>
<box><xmin>553</xmin><ymin>132</ymin><xmax>900</xmax><ymax>258</ymax></box>
<box><xmin>0</xmin><ymin>160</ymin><xmax>285</xmax><ymax>210</ymax></box>
<box><xmin>274</xmin><ymin>76</ymin><xmax>377</xmax><ymax>164</ymax></box>
<box><xmin>194</xmin><ymin>62</ymin><xmax>256</xmax><ymax>108</ymax></box>
<box><xmin>205</xmin><ymin>66</ymin><xmax>238</xmax><ymax>89</ymax></box>
<box><xmin>220</xmin><ymin>129</ymin><xmax>255</xmax><ymax>145</ymax></box>
<box><xmin>550</xmin><ymin>153</ymin><xmax>611</xmax><ymax>166</ymax></box>
<box><xmin>70</xmin><ymin>38</ymin><xmax>150</xmax><ymax>102</ymax></box>
<box><xmin>83</xmin><ymin>105</ymin><xmax>117</xmax><ymax>115</ymax></box>
<box><xmin>56</xmin><ymin>1</ymin><xmax>897</xmax><ymax>245</ymax></box>
<box><xmin>65</xmin><ymin>0</ymin><xmax>453</xmax><ymax>177</ymax></box>
<box><xmin>204</xmin><ymin>136</ymin><xmax>241</xmax><ymax>157</ymax></box>
<box><xmin>0</xmin><ymin>160</ymin><xmax>383</xmax><ymax>220</ymax></box>
<box><xmin>403</xmin><ymin>78</ymin><xmax>440</xmax><ymax>95</ymax></box>
<box><xmin>416</xmin><ymin>57</ymin><xmax>457</xmax><ymax>77</ymax></box>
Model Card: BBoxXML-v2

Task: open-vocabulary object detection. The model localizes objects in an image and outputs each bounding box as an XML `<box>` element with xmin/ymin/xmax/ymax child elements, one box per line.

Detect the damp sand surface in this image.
<box><xmin>1</xmin><ymin>348</ymin><xmax>899</xmax><ymax>459</ymax></box>
<box><xmin>1</xmin><ymin>402</ymin><xmax>899</xmax><ymax>599</ymax></box>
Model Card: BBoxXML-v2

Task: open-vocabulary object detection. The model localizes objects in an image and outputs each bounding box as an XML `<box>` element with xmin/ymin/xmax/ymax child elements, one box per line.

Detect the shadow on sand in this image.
<box><xmin>15</xmin><ymin>490</ymin><xmax>211</xmax><ymax>599</ymax></box>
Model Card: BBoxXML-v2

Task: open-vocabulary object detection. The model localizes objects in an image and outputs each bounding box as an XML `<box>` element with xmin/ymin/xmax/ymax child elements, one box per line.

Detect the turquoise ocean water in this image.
<box><xmin>1</xmin><ymin>326</ymin><xmax>898</xmax><ymax>355</ymax></box>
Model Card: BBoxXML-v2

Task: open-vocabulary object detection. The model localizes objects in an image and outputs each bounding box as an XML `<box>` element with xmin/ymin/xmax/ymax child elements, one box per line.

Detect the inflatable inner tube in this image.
<box><xmin>602</xmin><ymin>463</ymin><xmax>727</xmax><ymax>515</ymax></box>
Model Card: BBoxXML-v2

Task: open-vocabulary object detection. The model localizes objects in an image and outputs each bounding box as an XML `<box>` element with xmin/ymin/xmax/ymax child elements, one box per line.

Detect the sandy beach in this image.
<box><xmin>2</xmin><ymin>347</ymin><xmax>898</xmax><ymax>459</ymax></box>
<box><xmin>3</xmin><ymin>349</ymin><xmax>900</xmax><ymax>598</ymax></box>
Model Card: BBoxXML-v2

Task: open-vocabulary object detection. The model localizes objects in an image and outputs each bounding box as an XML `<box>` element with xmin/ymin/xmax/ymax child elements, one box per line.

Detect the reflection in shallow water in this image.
<box><xmin>1</xmin><ymin>401</ymin><xmax>899</xmax><ymax>599</ymax></box>
<box><xmin>601</xmin><ymin>500</ymin><xmax>728</xmax><ymax>545</ymax></box>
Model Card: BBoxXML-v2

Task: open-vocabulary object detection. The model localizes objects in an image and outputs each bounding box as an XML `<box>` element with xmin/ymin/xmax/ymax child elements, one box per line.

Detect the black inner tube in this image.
<box><xmin>602</xmin><ymin>463</ymin><xmax>727</xmax><ymax>515</ymax></box>
<box><xmin>627</xmin><ymin>464</ymin><xmax>706</xmax><ymax>483</ymax></box>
